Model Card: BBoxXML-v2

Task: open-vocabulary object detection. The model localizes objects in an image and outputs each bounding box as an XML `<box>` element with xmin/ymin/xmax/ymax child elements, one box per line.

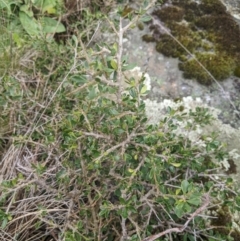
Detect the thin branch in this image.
<box><xmin>142</xmin><ymin>193</ymin><xmax>210</xmax><ymax>241</ymax></box>
<box><xmin>81</xmin><ymin>132</ymin><xmax>111</xmax><ymax>140</ymax></box>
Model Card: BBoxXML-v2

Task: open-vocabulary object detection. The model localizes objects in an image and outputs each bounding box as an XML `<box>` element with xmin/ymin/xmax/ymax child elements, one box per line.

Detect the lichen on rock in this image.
<box><xmin>144</xmin><ymin>96</ymin><xmax>240</xmax><ymax>180</ymax></box>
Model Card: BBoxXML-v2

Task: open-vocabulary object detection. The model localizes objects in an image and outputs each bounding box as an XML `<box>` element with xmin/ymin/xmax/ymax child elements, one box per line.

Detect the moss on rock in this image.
<box><xmin>194</xmin><ymin>0</ymin><xmax>240</xmax><ymax>55</ymax></box>
<box><xmin>179</xmin><ymin>53</ymin><xmax>235</xmax><ymax>85</ymax></box>
<box><xmin>156</xmin><ymin>34</ymin><xmax>184</xmax><ymax>57</ymax></box>
<box><xmin>155</xmin><ymin>23</ymin><xmax>203</xmax><ymax>58</ymax></box>
<box><xmin>234</xmin><ymin>66</ymin><xmax>240</xmax><ymax>78</ymax></box>
<box><xmin>142</xmin><ymin>34</ymin><xmax>155</xmax><ymax>43</ymax></box>
<box><xmin>199</xmin><ymin>0</ymin><xmax>226</xmax><ymax>14</ymax></box>
<box><xmin>153</xmin><ymin>6</ymin><xmax>185</xmax><ymax>22</ymax></box>
<box><xmin>168</xmin><ymin>22</ymin><xmax>191</xmax><ymax>36</ymax></box>
<box><xmin>137</xmin><ymin>21</ymin><xmax>144</xmax><ymax>31</ymax></box>
<box><xmin>147</xmin><ymin>0</ymin><xmax>240</xmax><ymax>84</ymax></box>
<box><xmin>184</xmin><ymin>4</ymin><xmax>202</xmax><ymax>21</ymax></box>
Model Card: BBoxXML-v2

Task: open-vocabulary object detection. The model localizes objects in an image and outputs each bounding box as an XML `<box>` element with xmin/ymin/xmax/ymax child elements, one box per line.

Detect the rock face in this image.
<box><xmin>144</xmin><ymin>0</ymin><xmax>240</xmax><ymax>85</ymax></box>
<box><xmin>220</xmin><ymin>0</ymin><xmax>240</xmax><ymax>21</ymax></box>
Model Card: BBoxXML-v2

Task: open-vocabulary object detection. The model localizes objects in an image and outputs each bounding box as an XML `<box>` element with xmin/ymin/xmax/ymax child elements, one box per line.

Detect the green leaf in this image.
<box><xmin>0</xmin><ymin>1</ymin><xmax>10</xmax><ymax>11</ymax></box>
<box><xmin>181</xmin><ymin>180</ymin><xmax>189</xmax><ymax>194</ymax></box>
<box><xmin>187</xmin><ymin>197</ymin><xmax>201</xmax><ymax>206</ymax></box>
<box><xmin>184</xmin><ymin>202</ymin><xmax>192</xmax><ymax>213</ymax></box>
<box><xmin>174</xmin><ymin>205</ymin><xmax>184</xmax><ymax>218</ymax></box>
<box><xmin>140</xmin><ymin>85</ymin><xmax>147</xmax><ymax>94</ymax></box>
<box><xmin>128</xmin><ymin>205</ymin><xmax>137</xmax><ymax>214</ymax></box>
<box><xmin>42</xmin><ymin>0</ymin><xmax>57</xmax><ymax>13</ymax></box>
<box><xmin>88</xmin><ymin>87</ymin><xmax>97</xmax><ymax>100</ymax></box>
<box><xmin>20</xmin><ymin>5</ymin><xmax>34</xmax><ymax>17</ymax></box>
<box><xmin>19</xmin><ymin>12</ymin><xmax>40</xmax><ymax>36</ymax></box>
<box><xmin>71</xmin><ymin>75</ymin><xmax>87</xmax><ymax>85</ymax></box>
<box><xmin>122</xmin><ymin>63</ymin><xmax>137</xmax><ymax>71</ymax></box>
<box><xmin>124</xmin><ymin>153</ymin><xmax>132</xmax><ymax>161</ymax></box>
<box><xmin>113</xmin><ymin>128</ymin><xmax>125</xmax><ymax>135</ymax></box>
<box><xmin>170</xmin><ymin>162</ymin><xmax>181</xmax><ymax>167</ymax></box>
<box><xmin>72</xmin><ymin>35</ymin><xmax>78</xmax><ymax>44</ymax></box>
<box><xmin>1</xmin><ymin>218</ymin><xmax>8</xmax><ymax>229</ymax></box>
<box><xmin>175</xmin><ymin>188</ymin><xmax>181</xmax><ymax>195</ymax></box>
<box><xmin>129</xmin><ymin>88</ymin><xmax>137</xmax><ymax>98</ymax></box>
<box><xmin>111</xmin><ymin>42</ymin><xmax>118</xmax><ymax>54</ymax></box>
<box><xmin>110</xmin><ymin>59</ymin><xmax>118</xmax><ymax>70</ymax></box>
<box><xmin>12</xmin><ymin>33</ymin><xmax>23</xmax><ymax>47</ymax></box>
<box><xmin>41</xmin><ymin>17</ymin><xmax>66</xmax><ymax>33</ymax></box>
<box><xmin>140</xmin><ymin>15</ymin><xmax>152</xmax><ymax>22</ymax></box>
<box><xmin>121</xmin><ymin>208</ymin><xmax>128</xmax><ymax>218</ymax></box>
<box><xmin>99</xmin><ymin>208</ymin><xmax>109</xmax><ymax>217</ymax></box>
<box><xmin>109</xmin><ymin>108</ymin><xmax>119</xmax><ymax>115</ymax></box>
<box><xmin>32</xmin><ymin>0</ymin><xmax>56</xmax><ymax>13</ymax></box>
<box><xmin>184</xmin><ymin>234</ymin><xmax>195</xmax><ymax>241</ymax></box>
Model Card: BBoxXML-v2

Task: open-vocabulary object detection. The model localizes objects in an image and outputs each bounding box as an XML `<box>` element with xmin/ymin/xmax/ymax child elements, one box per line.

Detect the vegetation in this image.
<box><xmin>0</xmin><ymin>0</ymin><xmax>240</xmax><ymax>241</ymax></box>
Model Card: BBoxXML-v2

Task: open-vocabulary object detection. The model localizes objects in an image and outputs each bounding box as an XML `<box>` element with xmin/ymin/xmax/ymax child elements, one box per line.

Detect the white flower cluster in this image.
<box><xmin>125</xmin><ymin>66</ymin><xmax>151</xmax><ymax>92</ymax></box>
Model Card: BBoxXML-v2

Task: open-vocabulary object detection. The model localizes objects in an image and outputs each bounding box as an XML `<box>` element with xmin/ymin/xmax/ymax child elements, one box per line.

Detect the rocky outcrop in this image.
<box><xmin>220</xmin><ymin>0</ymin><xmax>240</xmax><ymax>22</ymax></box>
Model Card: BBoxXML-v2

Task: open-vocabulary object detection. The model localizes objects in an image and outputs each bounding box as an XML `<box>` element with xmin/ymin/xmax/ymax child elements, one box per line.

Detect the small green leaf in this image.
<box><xmin>1</xmin><ymin>218</ymin><xmax>8</xmax><ymax>229</ymax></box>
<box><xmin>33</xmin><ymin>0</ymin><xmax>56</xmax><ymax>13</ymax></box>
<box><xmin>140</xmin><ymin>85</ymin><xmax>147</xmax><ymax>94</ymax></box>
<box><xmin>129</xmin><ymin>88</ymin><xmax>137</xmax><ymax>98</ymax></box>
<box><xmin>174</xmin><ymin>205</ymin><xmax>184</xmax><ymax>218</ymax></box>
<box><xmin>110</xmin><ymin>59</ymin><xmax>118</xmax><ymax>70</ymax></box>
<box><xmin>122</xmin><ymin>63</ymin><xmax>137</xmax><ymax>71</ymax></box>
<box><xmin>184</xmin><ymin>202</ymin><xmax>192</xmax><ymax>213</ymax></box>
<box><xmin>175</xmin><ymin>188</ymin><xmax>181</xmax><ymax>195</ymax></box>
<box><xmin>0</xmin><ymin>1</ymin><xmax>11</xmax><ymax>12</ymax></box>
<box><xmin>171</xmin><ymin>162</ymin><xmax>181</xmax><ymax>167</ymax></box>
<box><xmin>124</xmin><ymin>153</ymin><xmax>132</xmax><ymax>161</ymax></box>
<box><xmin>45</xmin><ymin>7</ymin><xmax>56</xmax><ymax>14</ymax></box>
<box><xmin>140</xmin><ymin>15</ymin><xmax>152</xmax><ymax>22</ymax></box>
<box><xmin>121</xmin><ymin>208</ymin><xmax>128</xmax><ymax>218</ymax></box>
<box><xmin>187</xmin><ymin>197</ymin><xmax>201</xmax><ymax>206</ymax></box>
<box><xmin>72</xmin><ymin>35</ymin><xmax>78</xmax><ymax>44</ymax></box>
<box><xmin>42</xmin><ymin>0</ymin><xmax>57</xmax><ymax>13</ymax></box>
<box><xmin>19</xmin><ymin>12</ymin><xmax>40</xmax><ymax>36</ymax></box>
<box><xmin>20</xmin><ymin>5</ymin><xmax>34</xmax><ymax>17</ymax></box>
<box><xmin>88</xmin><ymin>87</ymin><xmax>97</xmax><ymax>100</ymax></box>
<box><xmin>112</xmin><ymin>42</ymin><xmax>118</xmax><ymax>54</ymax></box>
<box><xmin>99</xmin><ymin>208</ymin><xmax>109</xmax><ymax>217</ymax></box>
<box><xmin>128</xmin><ymin>168</ymin><xmax>135</xmax><ymax>173</ymax></box>
<box><xmin>12</xmin><ymin>33</ymin><xmax>23</xmax><ymax>47</ymax></box>
<box><xmin>181</xmin><ymin>180</ymin><xmax>189</xmax><ymax>194</ymax></box>
<box><xmin>71</xmin><ymin>75</ymin><xmax>87</xmax><ymax>85</ymax></box>
<box><xmin>109</xmin><ymin>108</ymin><xmax>119</xmax><ymax>115</ymax></box>
<box><xmin>41</xmin><ymin>17</ymin><xmax>66</xmax><ymax>33</ymax></box>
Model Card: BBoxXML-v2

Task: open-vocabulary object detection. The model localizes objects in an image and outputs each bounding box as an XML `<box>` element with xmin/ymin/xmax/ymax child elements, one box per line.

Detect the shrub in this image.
<box><xmin>0</xmin><ymin>1</ymin><xmax>240</xmax><ymax>241</ymax></box>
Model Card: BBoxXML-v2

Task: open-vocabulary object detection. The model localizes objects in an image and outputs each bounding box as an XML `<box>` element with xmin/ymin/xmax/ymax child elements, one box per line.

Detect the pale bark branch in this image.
<box><xmin>142</xmin><ymin>193</ymin><xmax>210</xmax><ymax>241</ymax></box>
